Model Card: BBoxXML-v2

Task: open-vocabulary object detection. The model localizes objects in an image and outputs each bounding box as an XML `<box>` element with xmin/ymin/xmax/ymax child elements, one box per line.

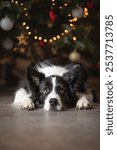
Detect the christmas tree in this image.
<box><xmin>0</xmin><ymin>0</ymin><xmax>100</xmax><ymax>87</ymax></box>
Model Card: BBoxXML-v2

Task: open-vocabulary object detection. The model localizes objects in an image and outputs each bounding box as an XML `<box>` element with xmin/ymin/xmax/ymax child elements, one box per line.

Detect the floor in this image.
<box><xmin>0</xmin><ymin>77</ymin><xmax>100</xmax><ymax>150</ymax></box>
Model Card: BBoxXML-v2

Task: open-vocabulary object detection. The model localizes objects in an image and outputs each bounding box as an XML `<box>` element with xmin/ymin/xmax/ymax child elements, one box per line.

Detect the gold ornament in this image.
<box><xmin>16</xmin><ymin>33</ymin><xmax>28</xmax><ymax>45</ymax></box>
<box><xmin>69</xmin><ymin>49</ymin><xmax>81</xmax><ymax>62</ymax></box>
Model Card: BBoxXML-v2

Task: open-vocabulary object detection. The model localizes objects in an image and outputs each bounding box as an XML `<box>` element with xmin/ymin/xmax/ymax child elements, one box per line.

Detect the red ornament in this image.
<box><xmin>87</xmin><ymin>1</ymin><xmax>94</xmax><ymax>9</ymax></box>
<box><xmin>49</xmin><ymin>10</ymin><xmax>56</xmax><ymax>22</ymax></box>
<box><xmin>39</xmin><ymin>40</ymin><xmax>45</xmax><ymax>47</ymax></box>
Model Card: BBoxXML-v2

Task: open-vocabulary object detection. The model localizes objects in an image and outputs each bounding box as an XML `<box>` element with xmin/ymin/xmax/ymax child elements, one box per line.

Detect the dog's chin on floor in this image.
<box><xmin>13</xmin><ymin>58</ymin><xmax>94</xmax><ymax>112</ymax></box>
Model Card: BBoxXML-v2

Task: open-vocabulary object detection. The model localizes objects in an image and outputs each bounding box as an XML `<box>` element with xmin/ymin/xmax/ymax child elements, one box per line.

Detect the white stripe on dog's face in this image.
<box><xmin>44</xmin><ymin>76</ymin><xmax>62</xmax><ymax>111</ymax></box>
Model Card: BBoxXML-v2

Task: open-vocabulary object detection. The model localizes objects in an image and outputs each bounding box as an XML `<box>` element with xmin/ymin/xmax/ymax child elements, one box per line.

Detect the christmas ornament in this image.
<box><xmin>16</xmin><ymin>33</ymin><xmax>28</xmax><ymax>45</ymax></box>
<box><xmin>0</xmin><ymin>15</ymin><xmax>14</xmax><ymax>31</ymax></box>
<box><xmin>39</xmin><ymin>40</ymin><xmax>45</xmax><ymax>47</ymax></box>
<box><xmin>2</xmin><ymin>38</ymin><xmax>14</xmax><ymax>50</ymax></box>
<box><xmin>69</xmin><ymin>49</ymin><xmax>81</xmax><ymax>62</ymax></box>
<box><xmin>49</xmin><ymin>10</ymin><xmax>56</xmax><ymax>22</ymax></box>
<box><xmin>87</xmin><ymin>1</ymin><xmax>94</xmax><ymax>9</ymax></box>
<box><xmin>72</xmin><ymin>5</ymin><xmax>84</xmax><ymax>19</ymax></box>
<box><xmin>47</xmin><ymin>19</ymin><xmax>54</xmax><ymax>28</ymax></box>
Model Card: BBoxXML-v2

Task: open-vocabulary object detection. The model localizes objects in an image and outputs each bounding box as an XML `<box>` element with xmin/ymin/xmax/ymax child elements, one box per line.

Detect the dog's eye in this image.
<box><xmin>42</xmin><ymin>87</ymin><xmax>50</xmax><ymax>94</ymax></box>
<box><xmin>57</xmin><ymin>87</ymin><xmax>65</xmax><ymax>94</ymax></box>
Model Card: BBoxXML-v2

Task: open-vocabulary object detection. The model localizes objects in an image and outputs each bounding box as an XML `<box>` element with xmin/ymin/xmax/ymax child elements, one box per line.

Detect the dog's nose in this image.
<box><xmin>49</xmin><ymin>98</ymin><xmax>58</xmax><ymax>107</ymax></box>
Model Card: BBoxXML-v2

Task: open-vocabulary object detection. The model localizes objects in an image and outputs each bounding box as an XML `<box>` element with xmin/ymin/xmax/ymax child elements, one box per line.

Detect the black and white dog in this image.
<box><xmin>14</xmin><ymin>58</ymin><xmax>94</xmax><ymax>111</ymax></box>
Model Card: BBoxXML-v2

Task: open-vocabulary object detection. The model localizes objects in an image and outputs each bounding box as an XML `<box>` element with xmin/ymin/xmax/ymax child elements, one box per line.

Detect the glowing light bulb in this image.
<box><xmin>85</xmin><ymin>12</ymin><xmax>89</xmax><ymax>16</ymax></box>
<box><xmin>73</xmin><ymin>18</ymin><xmax>77</xmax><ymax>22</ymax></box>
<box><xmin>15</xmin><ymin>1</ymin><xmax>18</xmax><ymax>4</ymax></box>
<box><xmin>68</xmin><ymin>14</ymin><xmax>71</xmax><ymax>17</ymax></box>
<box><xmin>64</xmin><ymin>3</ymin><xmax>68</xmax><ymax>6</ymax></box>
<box><xmin>64</xmin><ymin>30</ymin><xmax>69</xmax><ymax>33</ymax></box>
<box><xmin>84</xmin><ymin>7</ymin><xmax>88</xmax><ymax>12</ymax></box>
<box><xmin>70</xmin><ymin>23</ymin><xmax>73</xmax><ymax>27</ymax></box>
<box><xmin>38</xmin><ymin>37</ymin><xmax>42</xmax><ymax>40</ymax></box>
<box><xmin>73</xmin><ymin>37</ymin><xmax>77</xmax><ymax>41</ymax></box>
<box><xmin>49</xmin><ymin>39</ymin><xmax>53</xmax><ymax>43</ymax></box>
<box><xmin>53</xmin><ymin>37</ymin><xmax>57</xmax><ymax>40</ymax></box>
<box><xmin>24</xmin><ymin>8</ymin><xmax>27</xmax><ymax>11</ymax></box>
<box><xmin>28</xmin><ymin>32</ymin><xmax>31</xmax><ymax>35</ymax></box>
<box><xmin>34</xmin><ymin>36</ymin><xmax>38</xmax><ymax>40</ymax></box>
<box><xmin>22</xmin><ymin>22</ymin><xmax>26</xmax><ymax>26</ymax></box>
<box><xmin>44</xmin><ymin>39</ymin><xmax>47</xmax><ymax>42</ymax></box>
<box><xmin>26</xmin><ymin>26</ymin><xmax>29</xmax><ymax>30</ymax></box>
<box><xmin>57</xmin><ymin>35</ymin><xmax>60</xmax><ymax>39</ymax></box>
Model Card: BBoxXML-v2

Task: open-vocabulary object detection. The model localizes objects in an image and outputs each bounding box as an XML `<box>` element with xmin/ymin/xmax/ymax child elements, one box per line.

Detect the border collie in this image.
<box><xmin>14</xmin><ymin>58</ymin><xmax>94</xmax><ymax>111</ymax></box>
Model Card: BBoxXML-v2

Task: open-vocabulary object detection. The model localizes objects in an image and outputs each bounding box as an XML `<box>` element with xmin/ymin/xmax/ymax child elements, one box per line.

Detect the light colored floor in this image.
<box><xmin>0</xmin><ymin>95</ymin><xmax>99</xmax><ymax>150</ymax></box>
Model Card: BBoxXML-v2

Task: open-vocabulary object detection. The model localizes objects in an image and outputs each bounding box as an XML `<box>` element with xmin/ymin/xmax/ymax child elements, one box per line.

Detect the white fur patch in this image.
<box><xmin>76</xmin><ymin>96</ymin><xmax>92</xmax><ymax>109</ymax></box>
<box><xmin>37</xmin><ymin>65</ymin><xmax>68</xmax><ymax>77</ymax></box>
<box><xmin>14</xmin><ymin>88</ymin><xmax>35</xmax><ymax>110</ymax></box>
<box><xmin>14</xmin><ymin>88</ymin><xmax>32</xmax><ymax>104</ymax></box>
<box><xmin>44</xmin><ymin>76</ymin><xmax>62</xmax><ymax>111</ymax></box>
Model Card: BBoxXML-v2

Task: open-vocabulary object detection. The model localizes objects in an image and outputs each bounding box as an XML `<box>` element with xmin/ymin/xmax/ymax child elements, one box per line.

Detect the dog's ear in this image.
<box><xmin>27</xmin><ymin>66</ymin><xmax>45</xmax><ymax>86</ymax></box>
<box><xmin>64</xmin><ymin>64</ymin><xmax>87</xmax><ymax>91</ymax></box>
<box><xmin>69</xmin><ymin>64</ymin><xmax>82</xmax><ymax>84</ymax></box>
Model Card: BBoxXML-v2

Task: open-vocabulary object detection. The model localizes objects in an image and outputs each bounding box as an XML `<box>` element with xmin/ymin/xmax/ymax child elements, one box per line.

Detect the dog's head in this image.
<box><xmin>27</xmin><ymin>64</ymin><xmax>85</xmax><ymax>111</ymax></box>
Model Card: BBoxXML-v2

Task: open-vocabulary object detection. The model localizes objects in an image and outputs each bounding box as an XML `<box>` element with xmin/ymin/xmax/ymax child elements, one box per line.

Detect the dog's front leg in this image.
<box><xmin>76</xmin><ymin>92</ymin><xmax>94</xmax><ymax>110</ymax></box>
<box><xmin>14</xmin><ymin>88</ymin><xmax>35</xmax><ymax>110</ymax></box>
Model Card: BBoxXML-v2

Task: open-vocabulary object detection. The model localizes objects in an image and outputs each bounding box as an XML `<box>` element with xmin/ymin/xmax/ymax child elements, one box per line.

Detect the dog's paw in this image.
<box><xmin>76</xmin><ymin>96</ymin><xmax>92</xmax><ymax>110</ymax></box>
<box><xmin>21</xmin><ymin>100</ymin><xmax>35</xmax><ymax>110</ymax></box>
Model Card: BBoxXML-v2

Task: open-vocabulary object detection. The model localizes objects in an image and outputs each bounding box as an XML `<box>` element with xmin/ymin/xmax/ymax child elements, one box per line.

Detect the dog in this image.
<box><xmin>14</xmin><ymin>58</ymin><xmax>94</xmax><ymax>111</ymax></box>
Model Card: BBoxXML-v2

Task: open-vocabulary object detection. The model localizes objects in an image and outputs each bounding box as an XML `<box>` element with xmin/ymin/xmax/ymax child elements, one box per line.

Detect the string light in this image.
<box><xmin>68</xmin><ymin>14</ymin><xmax>71</xmax><ymax>17</ymax></box>
<box><xmin>57</xmin><ymin>35</ymin><xmax>60</xmax><ymax>39</ymax></box>
<box><xmin>28</xmin><ymin>31</ymin><xmax>31</xmax><ymax>35</ymax></box>
<box><xmin>59</xmin><ymin>6</ymin><xmax>62</xmax><ymax>9</ymax></box>
<box><xmin>15</xmin><ymin>1</ymin><xmax>18</xmax><ymax>4</ymax></box>
<box><xmin>64</xmin><ymin>3</ymin><xmax>68</xmax><ymax>7</ymax></box>
<box><xmin>61</xmin><ymin>33</ymin><xmax>64</xmax><ymax>36</ymax></box>
<box><xmin>53</xmin><ymin>37</ymin><xmax>57</xmax><ymax>40</ymax></box>
<box><xmin>84</xmin><ymin>7</ymin><xmax>89</xmax><ymax>17</ymax></box>
<box><xmin>11</xmin><ymin>0</ymin><xmax>82</xmax><ymax>46</ymax></box>
<box><xmin>64</xmin><ymin>30</ymin><xmax>69</xmax><ymax>33</ymax></box>
<box><xmin>34</xmin><ymin>36</ymin><xmax>38</xmax><ymax>40</ymax></box>
<box><xmin>26</xmin><ymin>26</ymin><xmax>29</xmax><ymax>30</ymax></box>
<box><xmin>24</xmin><ymin>8</ymin><xmax>27</xmax><ymax>11</ymax></box>
<box><xmin>22</xmin><ymin>22</ymin><xmax>26</xmax><ymax>26</ymax></box>
<box><xmin>44</xmin><ymin>39</ymin><xmax>47</xmax><ymax>42</ymax></box>
<box><xmin>70</xmin><ymin>23</ymin><xmax>73</xmax><ymax>27</ymax></box>
<box><xmin>25</xmin><ymin>13</ymin><xmax>28</xmax><ymax>16</ymax></box>
<box><xmin>73</xmin><ymin>36</ymin><xmax>77</xmax><ymax>41</ymax></box>
<box><xmin>38</xmin><ymin>37</ymin><xmax>42</xmax><ymax>40</ymax></box>
<box><xmin>49</xmin><ymin>39</ymin><xmax>53</xmax><ymax>43</ymax></box>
